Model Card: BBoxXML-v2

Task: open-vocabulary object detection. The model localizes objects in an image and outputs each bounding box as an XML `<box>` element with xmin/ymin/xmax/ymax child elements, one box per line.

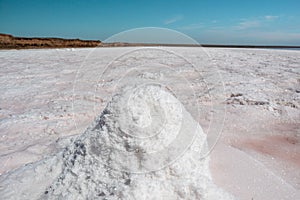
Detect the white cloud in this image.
<box><xmin>252</xmin><ymin>31</ymin><xmax>300</xmax><ymax>41</ymax></box>
<box><xmin>235</xmin><ymin>15</ymin><xmax>279</xmax><ymax>30</ymax></box>
<box><xmin>235</xmin><ymin>20</ymin><xmax>261</xmax><ymax>30</ymax></box>
<box><xmin>164</xmin><ymin>15</ymin><xmax>183</xmax><ymax>25</ymax></box>
<box><xmin>200</xmin><ymin>28</ymin><xmax>300</xmax><ymax>45</ymax></box>
<box><xmin>264</xmin><ymin>15</ymin><xmax>279</xmax><ymax>20</ymax></box>
<box><xmin>178</xmin><ymin>23</ymin><xmax>204</xmax><ymax>30</ymax></box>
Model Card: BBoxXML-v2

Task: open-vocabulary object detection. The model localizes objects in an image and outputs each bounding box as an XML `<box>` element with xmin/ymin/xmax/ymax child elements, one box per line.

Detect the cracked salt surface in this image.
<box><xmin>0</xmin><ymin>85</ymin><xmax>235</xmax><ymax>200</ymax></box>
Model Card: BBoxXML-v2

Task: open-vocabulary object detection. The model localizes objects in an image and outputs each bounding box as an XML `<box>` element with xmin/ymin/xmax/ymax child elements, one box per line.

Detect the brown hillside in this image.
<box><xmin>0</xmin><ymin>33</ymin><xmax>101</xmax><ymax>49</ymax></box>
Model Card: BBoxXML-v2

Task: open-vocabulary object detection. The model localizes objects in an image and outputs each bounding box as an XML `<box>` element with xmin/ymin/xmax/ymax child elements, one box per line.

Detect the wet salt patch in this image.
<box><xmin>229</xmin><ymin>129</ymin><xmax>300</xmax><ymax>190</ymax></box>
<box><xmin>210</xmin><ymin>143</ymin><xmax>300</xmax><ymax>200</ymax></box>
<box><xmin>238</xmin><ymin>135</ymin><xmax>300</xmax><ymax>167</ymax></box>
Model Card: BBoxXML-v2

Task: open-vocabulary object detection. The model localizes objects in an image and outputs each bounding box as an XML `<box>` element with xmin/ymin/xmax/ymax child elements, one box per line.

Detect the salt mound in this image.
<box><xmin>0</xmin><ymin>85</ymin><xmax>235</xmax><ymax>200</ymax></box>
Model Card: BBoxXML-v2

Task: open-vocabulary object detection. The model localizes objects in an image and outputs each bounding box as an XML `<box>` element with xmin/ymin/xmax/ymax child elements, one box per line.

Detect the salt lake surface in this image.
<box><xmin>0</xmin><ymin>47</ymin><xmax>299</xmax><ymax>199</ymax></box>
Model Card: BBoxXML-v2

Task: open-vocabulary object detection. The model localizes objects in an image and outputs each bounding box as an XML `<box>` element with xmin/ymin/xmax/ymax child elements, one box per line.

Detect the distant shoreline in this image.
<box><xmin>101</xmin><ymin>43</ymin><xmax>300</xmax><ymax>49</ymax></box>
<box><xmin>1</xmin><ymin>33</ymin><xmax>300</xmax><ymax>50</ymax></box>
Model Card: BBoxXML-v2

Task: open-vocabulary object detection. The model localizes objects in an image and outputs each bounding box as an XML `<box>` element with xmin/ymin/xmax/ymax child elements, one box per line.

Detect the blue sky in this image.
<box><xmin>0</xmin><ymin>0</ymin><xmax>300</xmax><ymax>45</ymax></box>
